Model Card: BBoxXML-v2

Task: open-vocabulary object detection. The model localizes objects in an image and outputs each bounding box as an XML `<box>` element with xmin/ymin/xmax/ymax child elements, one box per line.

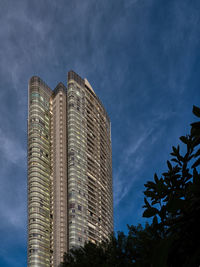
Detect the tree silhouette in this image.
<box><xmin>143</xmin><ymin>105</ymin><xmax>200</xmax><ymax>266</ymax></box>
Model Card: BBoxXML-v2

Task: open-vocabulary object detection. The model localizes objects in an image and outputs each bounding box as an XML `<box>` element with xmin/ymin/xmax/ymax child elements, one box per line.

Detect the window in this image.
<box><xmin>78</xmin><ymin>205</ymin><xmax>82</xmax><ymax>211</ymax></box>
<box><xmin>69</xmin><ymin>203</ymin><xmax>75</xmax><ymax>208</ymax></box>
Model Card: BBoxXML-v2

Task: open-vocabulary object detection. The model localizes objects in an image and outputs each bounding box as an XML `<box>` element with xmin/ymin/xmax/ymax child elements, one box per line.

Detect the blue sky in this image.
<box><xmin>0</xmin><ymin>0</ymin><xmax>200</xmax><ymax>266</ymax></box>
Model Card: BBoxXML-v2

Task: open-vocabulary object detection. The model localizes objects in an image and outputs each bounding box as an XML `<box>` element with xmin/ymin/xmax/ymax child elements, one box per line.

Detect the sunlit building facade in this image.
<box><xmin>27</xmin><ymin>71</ymin><xmax>113</xmax><ymax>267</ymax></box>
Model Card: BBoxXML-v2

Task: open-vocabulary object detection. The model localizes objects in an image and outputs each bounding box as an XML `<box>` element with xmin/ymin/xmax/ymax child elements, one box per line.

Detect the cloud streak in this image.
<box><xmin>0</xmin><ymin>129</ymin><xmax>26</xmax><ymax>165</ymax></box>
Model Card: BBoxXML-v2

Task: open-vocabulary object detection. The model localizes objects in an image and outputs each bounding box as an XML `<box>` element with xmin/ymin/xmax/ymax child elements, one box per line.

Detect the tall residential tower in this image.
<box><xmin>28</xmin><ymin>71</ymin><xmax>113</xmax><ymax>267</ymax></box>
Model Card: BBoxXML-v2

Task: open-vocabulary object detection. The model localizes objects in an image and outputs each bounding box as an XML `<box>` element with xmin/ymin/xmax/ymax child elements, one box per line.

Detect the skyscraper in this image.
<box><xmin>28</xmin><ymin>71</ymin><xmax>113</xmax><ymax>267</ymax></box>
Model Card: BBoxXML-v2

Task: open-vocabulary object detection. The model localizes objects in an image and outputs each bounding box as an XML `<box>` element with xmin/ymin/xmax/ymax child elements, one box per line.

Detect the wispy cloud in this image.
<box><xmin>125</xmin><ymin>0</ymin><xmax>139</xmax><ymax>8</ymax></box>
<box><xmin>124</xmin><ymin>128</ymin><xmax>153</xmax><ymax>162</ymax></box>
<box><xmin>113</xmin><ymin>111</ymin><xmax>171</xmax><ymax>207</ymax></box>
<box><xmin>0</xmin><ymin>200</ymin><xmax>26</xmax><ymax>229</ymax></box>
<box><xmin>0</xmin><ymin>129</ymin><xmax>26</xmax><ymax>164</ymax></box>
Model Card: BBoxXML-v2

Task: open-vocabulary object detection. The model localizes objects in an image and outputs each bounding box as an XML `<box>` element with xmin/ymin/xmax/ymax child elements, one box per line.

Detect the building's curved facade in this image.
<box><xmin>27</xmin><ymin>71</ymin><xmax>113</xmax><ymax>267</ymax></box>
<box><xmin>67</xmin><ymin>71</ymin><xmax>113</xmax><ymax>248</ymax></box>
<box><xmin>28</xmin><ymin>76</ymin><xmax>52</xmax><ymax>267</ymax></box>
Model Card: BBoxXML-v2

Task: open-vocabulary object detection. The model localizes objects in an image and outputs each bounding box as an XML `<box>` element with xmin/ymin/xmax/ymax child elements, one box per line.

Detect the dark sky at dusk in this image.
<box><xmin>0</xmin><ymin>0</ymin><xmax>200</xmax><ymax>266</ymax></box>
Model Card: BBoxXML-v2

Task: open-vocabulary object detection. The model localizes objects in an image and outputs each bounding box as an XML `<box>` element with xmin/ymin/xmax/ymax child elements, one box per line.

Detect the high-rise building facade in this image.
<box><xmin>28</xmin><ymin>71</ymin><xmax>113</xmax><ymax>267</ymax></box>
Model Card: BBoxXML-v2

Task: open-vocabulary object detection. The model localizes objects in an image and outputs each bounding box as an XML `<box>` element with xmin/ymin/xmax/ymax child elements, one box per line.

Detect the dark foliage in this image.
<box><xmin>142</xmin><ymin>105</ymin><xmax>200</xmax><ymax>266</ymax></box>
<box><xmin>60</xmin><ymin>106</ymin><xmax>200</xmax><ymax>267</ymax></box>
<box><xmin>60</xmin><ymin>224</ymin><xmax>156</xmax><ymax>267</ymax></box>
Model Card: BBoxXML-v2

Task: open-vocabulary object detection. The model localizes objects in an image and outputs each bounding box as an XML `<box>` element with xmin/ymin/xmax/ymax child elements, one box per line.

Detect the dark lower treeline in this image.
<box><xmin>60</xmin><ymin>106</ymin><xmax>200</xmax><ymax>267</ymax></box>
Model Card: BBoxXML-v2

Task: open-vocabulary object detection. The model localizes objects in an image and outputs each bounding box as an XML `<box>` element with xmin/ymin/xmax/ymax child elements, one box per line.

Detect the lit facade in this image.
<box><xmin>28</xmin><ymin>71</ymin><xmax>113</xmax><ymax>267</ymax></box>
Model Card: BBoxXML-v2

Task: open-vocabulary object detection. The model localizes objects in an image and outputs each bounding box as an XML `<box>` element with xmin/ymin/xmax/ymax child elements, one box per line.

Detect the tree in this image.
<box><xmin>143</xmin><ymin>105</ymin><xmax>200</xmax><ymax>266</ymax></box>
<box><xmin>60</xmin><ymin>223</ymin><xmax>163</xmax><ymax>267</ymax></box>
<box><xmin>60</xmin><ymin>231</ymin><xmax>135</xmax><ymax>267</ymax></box>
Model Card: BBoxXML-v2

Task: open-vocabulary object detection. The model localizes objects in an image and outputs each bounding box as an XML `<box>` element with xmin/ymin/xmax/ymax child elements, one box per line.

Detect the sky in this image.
<box><xmin>0</xmin><ymin>0</ymin><xmax>200</xmax><ymax>266</ymax></box>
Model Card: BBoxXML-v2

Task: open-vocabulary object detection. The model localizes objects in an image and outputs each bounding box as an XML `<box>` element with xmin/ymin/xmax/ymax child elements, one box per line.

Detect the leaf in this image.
<box><xmin>154</xmin><ymin>173</ymin><xmax>159</xmax><ymax>183</ymax></box>
<box><xmin>144</xmin><ymin>190</ymin><xmax>155</xmax><ymax>198</ymax></box>
<box><xmin>159</xmin><ymin>206</ymin><xmax>167</xmax><ymax>220</ymax></box>
<box><xmin>171</xmin><ymin>158</ymin><xmax>181</xmax><ymax>165</ymax></box>
<box><xmin>180</xmin><ymin>136</ymin><xmax>188</xmax><ymax>144</ymax></box>
<box><xmin>194</xmin><ymin>148</ymin><xmax>200</xmax><ymax>158</ymax></box>
<box><xmin>144</xmin><ymin>198</ymin><xmax>151</xmax><ymax>208</ymax></box>
<box><xmin>143</xmin><ymin>207</ymin><xmax>159</xmax><ymax>218</ymax></box>
<box><xmin>192</xmin><ymin>157</ymin><xmax>200</xmax><ymax>168</ymax></box>
<box><xmin>144</xmin><ymin>181</ymin><xmax>156</xmax><ymax>189</ymax></box>
<box><xmin>162</xmin><ymin>172</ymin><xmax>169</xmax><ymax>177</ymax></box>
<box><xmin>177</xmin><ymin>154</ymin><xmax>184</xmax><ymax>162</ymax></box>
<box><xmin>191</xmin><ymin>122</ymin><xmax>200</xmax><ymax>129</ymax></box>
<box><xmin>193</xmin><ymin>105</ymin><xmax>200</xmax><ymax>118</ymax></box>
<box><xmin>172</xmin><ymin>146</ymin><xmax>177</xmax><ymax>154</ymax></box>
<box><xmin>191</xmin><ymin>127</ymin><xmax>200</xmax><ymax>137</ymax></box>
<box><xmin>152</xmin><ymin>199</ymin><xmax>159</xmax><ymax>205</ymax></box>
<box><xmin>191</xmin><ymin>136</ymin><xmax>200</xmax><ymax>148</ymax></box>
<box><xmin>167</xmin><ymin>160</ymin><xmax>172</xmax><ymax>170</ymax></box>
